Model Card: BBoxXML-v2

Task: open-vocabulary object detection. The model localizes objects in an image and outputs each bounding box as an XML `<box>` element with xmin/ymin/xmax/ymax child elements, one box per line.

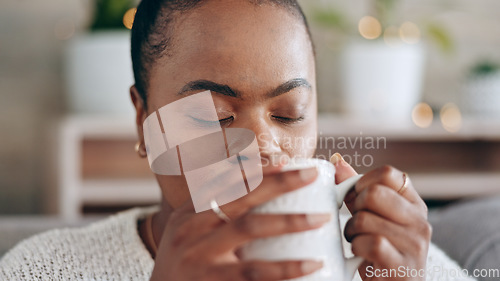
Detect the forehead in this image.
<box><xmin>148</xmin><ymin>0</ymin><xmax>315</xmax><ymax>104</ymax></box>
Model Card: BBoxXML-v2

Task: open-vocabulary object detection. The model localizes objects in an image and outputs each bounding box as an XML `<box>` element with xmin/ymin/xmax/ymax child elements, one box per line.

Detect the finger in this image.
<box><xmin>330</xmin><ymin>153</ymin><xmax>358</xmax><ymax>184</ymax></box>
<box><xmin>221</xmin><ymin>167</ymin><xmax>318</xmax><ymax>218</ymax></box>
<box><xmin>355</xmin><ymin>165</ymin><xmax>426</xmax><ymax>211</ymax></box>
<box><xmin>260</xmin><ymin>158</ymin><xmax>288</xmax><ymax>175</ymax></box>
<box><xmin>353</xmin><ymin>184</ymin><xmax>426</xmax><ymax>225</ymax></box>
<box><xmin>344</xmin><ymin>211</ymin><xmax>425</xmax><ymax>254</ymax></box>
<box><xmin>173</xmin><ymin>159</ymin><xmax>286</xmax><ymax>217</ymax></box>
<box><xmin>186</xmin><ymin>160</ymin><xmax>286</xmax><ymax>213</ymax></box>
<box><xmin>164</xmin><ymin>163</ymin><xmax>316</xmax><ymax>247</ymax></box>
<box><xmin>351</xmin><ymin>234</ymin><xmax>403</xmax><ymax>268</ymax></box>
<box><xmin>331</xmin><ymin>153</ymin><xmax>359</xmax><ymax>212</ymax></box>
<box><xmin>173</xmin><ymin>166</ymin><xmax>318</xmax><ymax>226</ymax></box>
<box><xmin>197</xmin><ymin>213</ymin><xmax>331</xmax><ymax>255</ymax></box>
<box><xmin>167</xmin><ymin>166</ymin><xmax>319</xmax><ymax>249</ymax></box>
<box><xmin>206</xmin><ymin>260</ymin><xmax>323</xmax><ymax>281</ymax></box>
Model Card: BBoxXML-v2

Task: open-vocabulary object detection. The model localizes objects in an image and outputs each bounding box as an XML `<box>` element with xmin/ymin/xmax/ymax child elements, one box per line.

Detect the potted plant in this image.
<box><xmin>460</xmin><ymin>61</ymin><xmax>500</xmax><ymax>119</ymax></box>
<box><xmin>311</xmin><ymin>0</ymin><xmax>453</xmax><ymax>122</ymax></box>
<box><xmin>65</xmin><ymin>0</ymin><xmax>137</xmax><ymax>116</ymax></box>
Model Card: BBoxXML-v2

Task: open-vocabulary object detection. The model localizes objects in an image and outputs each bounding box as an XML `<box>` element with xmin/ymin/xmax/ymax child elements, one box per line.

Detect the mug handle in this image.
<box><xmin>344</xmin><ymin>256</ymin><xmax>364</xmax><ymax>281</ymax></box>
<box><xmin>335</xmin><ymin>174</ymin><xmax>363</xmax><ymax>209</ymax></box>
<box><xmin>334</xmin><ymin>174</ymin><xmax>365</xmax><ymax>281</ymax></box>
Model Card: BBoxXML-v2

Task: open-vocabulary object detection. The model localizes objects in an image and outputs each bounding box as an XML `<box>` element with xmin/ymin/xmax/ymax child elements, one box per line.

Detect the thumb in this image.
<box><xmin>330</xmin><ymin>153</ymin><xmax>358</xmax><ymax>184</ymax></box>
<box><xmin>330</xmin><ymin>153</ymin><xmax>359</xmax><ymax>212</ymax></box>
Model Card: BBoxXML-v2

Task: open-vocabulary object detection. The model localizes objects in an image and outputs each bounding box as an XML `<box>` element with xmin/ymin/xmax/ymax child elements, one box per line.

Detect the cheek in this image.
<box><xmin>274</xmin><ymin>100</ymin><xmax>317</xmax><ymax>158</ymax></box>
<box><xmin>298</xmin><ymin>125</ymin><xmax>318</xmax><ymax>158</ymax></box>
<box><xmin>279</xmin><ymin>120</ymin><xmax>318</xmax><ymax>158</ymax></box>
<box><xmin>155</xmin><ymin>175</ymin><xmax>191</xmax><ymax>208</ymax></box>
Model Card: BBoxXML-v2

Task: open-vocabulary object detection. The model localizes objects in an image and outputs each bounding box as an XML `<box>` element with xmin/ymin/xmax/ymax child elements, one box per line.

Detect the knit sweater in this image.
<box><xmin>0</xmin><ymin>207</ymin><xmax>476</xmax><ymax>281</ymax></box>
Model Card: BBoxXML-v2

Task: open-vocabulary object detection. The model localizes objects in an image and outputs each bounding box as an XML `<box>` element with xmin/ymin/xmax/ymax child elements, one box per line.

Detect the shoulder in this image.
<box><xmin>426</xmin><ymin>243</ymin><xmax>478</xmax><ymax>281</ymax></box>
<box><xmin>0</xmin><ymin>207</ymin><xmax>157</xmax><ymax>280</ymax></box>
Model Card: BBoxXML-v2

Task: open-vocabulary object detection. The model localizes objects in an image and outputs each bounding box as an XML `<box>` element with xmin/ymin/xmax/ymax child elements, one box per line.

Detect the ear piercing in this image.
<box><xmin>135</xmin><ymin>141</ymin><xmax>147</xmax><ymax>158</ymax></box>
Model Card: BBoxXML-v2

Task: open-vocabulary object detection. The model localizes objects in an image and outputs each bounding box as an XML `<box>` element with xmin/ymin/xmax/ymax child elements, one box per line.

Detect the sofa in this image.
<box><xmin>428</xmin><ymin>195</ymin><xmax>500</xmax><ymax>281</ymax></box>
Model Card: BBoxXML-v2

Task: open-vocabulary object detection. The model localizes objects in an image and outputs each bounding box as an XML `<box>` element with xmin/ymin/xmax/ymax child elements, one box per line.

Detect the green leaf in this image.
<box><xmin>91</xmin><ymin>0</ymin><xmax>136</xmax><ymax>30</ymax></box>
<box><xmin>471</xmin><ymin>61</ymin><xmax>500</xmax><ymax>75</ymax></box>
<box><xmin>374</xmin><ymin>0</ymin><xmax>399</xmax><ymax>26</ymax></box>
<box><xmin>376</xmin><ymin>0</ymin><xmax>398</xmax><ymax>11</ymax></box>
<box><xmin>426</xmin><ymin>24</ymin><xmax>454</xmax><ymax>54</ymax></box>
<box><xmin>311</xmin><ymin>9</ymin><xmax>346</xmax><ymax>31</ymax></box>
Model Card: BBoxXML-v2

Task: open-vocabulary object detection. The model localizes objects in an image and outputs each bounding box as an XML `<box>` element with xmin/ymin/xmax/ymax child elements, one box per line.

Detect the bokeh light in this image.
<box><xmin>123</xmin><ymin>8</ymin><xmax>137</xmax><ymax>30</ymax></box>
<box><xmin>412</xmin><ymin>103</ymin><xmax>434</xmax><ymax>128</ymax></box>
<box><xmin>400</xmin><ymin>21</ymin><xmax>421</xmax><ymax>44</ymax></box>
<box><xmin>440</xmin><ymin>103</ymin><xmax>462</xmax><ymax>132</ymax></box>
<box><xmin>54</xmin><ymin>18</ymin><xmax>75</xmax><ymax>40</ymax></box>
<box><xmin>358</xmin><ymin>16</ymin><xmax>382</xmax><ymax>40</ymax></box>
<box><xmin>383</xmin><ymin>25</ymin><xmax>401</xmax><ymax>47</ymax></box>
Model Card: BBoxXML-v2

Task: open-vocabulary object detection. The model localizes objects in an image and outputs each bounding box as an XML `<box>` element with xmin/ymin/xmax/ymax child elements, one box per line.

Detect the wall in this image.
<box><xmin>0</xmin><ymin>0</ymin><xmax>90</xmax><ymax>213</ymax></box>
<box><xmin>301</xmin><ymin>0</ymin><xmax>500</xmax><ymax>112</ymax></box>
<box><xmin>1</xmin><ymin>0</ymin><xmax>499</xmax><ymax>214</ymax></box>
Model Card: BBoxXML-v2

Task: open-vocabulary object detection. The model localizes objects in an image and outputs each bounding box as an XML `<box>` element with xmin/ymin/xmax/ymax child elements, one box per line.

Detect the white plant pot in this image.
<box><xmin>65</xmin><ymin>31</ymin><xmax>135</xmax><ymax>116</ymax></box>
<box><xmin>460</xmin><ymin>73</ymin><xmax>500</xmax><ymax>119</ymax></box>
<box><xmin>340</xmin><ymin>41</ymin><xmax>425</xmax><ymax>122</ymax></box>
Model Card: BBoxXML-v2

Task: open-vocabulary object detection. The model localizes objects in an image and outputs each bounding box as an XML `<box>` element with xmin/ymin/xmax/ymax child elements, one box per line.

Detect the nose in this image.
<box><xmin>230</xmin><ymin>112</ymin><xmax>290</xmax><ymax>166</ymax></box>
<box><xmin>251</xmin><ymin>123</ymin><xmax>289</xmax><ymax>166</ymax></box>
<box><xmin>257</xmin><ymin>133</ymin><xmax>280</xmax><ymax>156</ymax></box>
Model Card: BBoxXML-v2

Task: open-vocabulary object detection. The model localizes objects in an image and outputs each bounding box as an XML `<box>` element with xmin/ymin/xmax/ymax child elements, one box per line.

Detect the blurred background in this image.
<box><xmin>3</xmin><ymin>1</ymin><xmax>500</xmax><ymax>277</ymax></box>
<box><xmin>1</xmin><ymin>0</ymin><xmax>500</xmax><ymax>219</ymax></box>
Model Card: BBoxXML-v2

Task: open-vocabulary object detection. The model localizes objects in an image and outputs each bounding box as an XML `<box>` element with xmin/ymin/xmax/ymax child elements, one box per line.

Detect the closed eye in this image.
<box><xmin>189</xmin><ymin>115</ymin><xmax>234</xmax><ymax>127</ymax></box>
<box><xmin>271</xmin><ymin>115</ymin><xmax>305</xmax><ymax>124</ymax></box>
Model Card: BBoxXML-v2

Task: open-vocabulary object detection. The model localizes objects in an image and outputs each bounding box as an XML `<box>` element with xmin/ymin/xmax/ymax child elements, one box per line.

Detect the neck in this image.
<box><xmin>152</xmin><ymin>198</ymin><xmax>174</xmax><ymax>248</ymax></box>
<box><xmin>141</xmin><ymin>197</ymin><xmax>174</xmax><ymax>258</ymax></box>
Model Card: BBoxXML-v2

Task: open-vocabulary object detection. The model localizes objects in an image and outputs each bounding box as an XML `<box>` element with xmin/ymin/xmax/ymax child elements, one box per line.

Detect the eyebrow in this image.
<box><xmin>177</xmin><ymin>78</ymin><xmax>312</xmax><ymax>98</ymax></box>
<box><xmin>266</xmin><ymin>78</ymin><xmax>312</xmax><ymax>98</ymax></box>
<box><xmin>178</xmin><ymin>80</ymin><xmax>240</xmax><ymax>97</ymax></box>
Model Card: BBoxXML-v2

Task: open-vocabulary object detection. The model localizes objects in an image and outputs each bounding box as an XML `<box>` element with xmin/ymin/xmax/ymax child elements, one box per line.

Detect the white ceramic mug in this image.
<box><xmin>240</xmin><ymin>158</ymin><xmax>363</xmax><ymax>281</ymax></box>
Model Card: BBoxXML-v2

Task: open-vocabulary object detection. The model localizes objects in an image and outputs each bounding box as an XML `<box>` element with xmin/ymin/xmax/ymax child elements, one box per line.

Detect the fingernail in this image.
<box><xmin>299</xmin><ymin>167</ymin><xmax>317</xmax><ymax>182</ymax></box>
<box><xmin>280</xmin><ymin>155</ymin><xmax>290</xmax><ymax>166</ymax></box>
<box><xmin>330</xmin><ymin>153</ymin><xmax>344</xmax><ymax>165</ymax></box>
<box><xmin>301</xmin><ymin>260</ymin><xmax>323</xmax><ymax>274</ymax></box>
<box><xmin>306</xmin><ymin>213</ymin><xmax>331</xmax><ymax>226</ymax></box>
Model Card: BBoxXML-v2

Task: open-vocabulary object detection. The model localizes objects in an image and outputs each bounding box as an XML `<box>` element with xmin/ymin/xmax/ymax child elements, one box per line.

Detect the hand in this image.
<box><xmin>332</xmin><ymin>154</ymin><xmax>432</xmax><ymax>281</ymax></box>
<box><xmin>150</xmin><ymin>164</ymin><xmax>329</xmax><ymax>281</ymax></box>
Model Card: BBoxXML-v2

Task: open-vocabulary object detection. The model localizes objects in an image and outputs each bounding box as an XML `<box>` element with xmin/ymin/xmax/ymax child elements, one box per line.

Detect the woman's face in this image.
<box><xmin>133</xmin><ymin>1</ymin><xmax>317</xmax><ymax>208</ymax></box>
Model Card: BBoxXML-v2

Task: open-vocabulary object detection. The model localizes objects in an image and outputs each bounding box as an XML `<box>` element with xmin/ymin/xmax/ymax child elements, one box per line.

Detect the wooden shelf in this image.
<box><xmin>77</xmin><ymin>174</ymin><xmax>500</xmax><ymax>203</ymax></box>
<box><xmin>410</xmin><ymin>173</ymin><xmax>500</xmax><ymax>199</ymax></box>
<box><xmin>318</xmin><ymin>114</ymin><xmax>500</xmax><ymax>141</ymax></box>
<box><xmin>61</xmin><ymin>113</ymin><xmax>500</xmax><ymax>140</ymax></box>
<box><xmin>49</xmin><ymin>114</ymin><xmax>500</xmax><ymax>219</ymax></box>
<box><xmin>81</xmin><ymin>180</ymin><xmax>160</xmax><ymax>205</ymax></box>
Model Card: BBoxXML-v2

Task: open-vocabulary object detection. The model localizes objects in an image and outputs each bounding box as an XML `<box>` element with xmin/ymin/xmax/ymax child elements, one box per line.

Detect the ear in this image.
<box><xmin>130</xmin><ymin>85</ymin><xmax>148</xmax><ymax>145</ymax></box>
